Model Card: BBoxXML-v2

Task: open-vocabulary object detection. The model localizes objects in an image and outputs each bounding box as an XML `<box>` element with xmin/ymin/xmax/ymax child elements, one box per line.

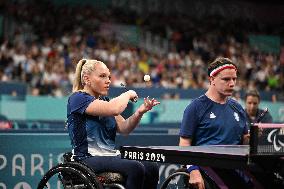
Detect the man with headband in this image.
<box><xmin>179</xmin><ymin>57</ymin><xmax>250</xmax><ymax>189</ymax></box>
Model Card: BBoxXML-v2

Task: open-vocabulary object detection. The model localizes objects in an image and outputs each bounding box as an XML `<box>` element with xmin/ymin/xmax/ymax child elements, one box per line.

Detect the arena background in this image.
<box><xmin>0</xmin><ymin>0</ymin><xmax>284</xmax><ymax>188</ymax></box>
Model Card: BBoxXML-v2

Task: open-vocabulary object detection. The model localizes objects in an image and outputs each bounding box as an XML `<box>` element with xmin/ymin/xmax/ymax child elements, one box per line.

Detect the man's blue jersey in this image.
<box><xmin>66</xmin><ymin>91</ymin><xmax>118</xmax><ymax>159</ymax></box>
<box><xmin>179</xmin><ymin>95</ymin><xmax>248</xmax><ymax>146</ymax></box>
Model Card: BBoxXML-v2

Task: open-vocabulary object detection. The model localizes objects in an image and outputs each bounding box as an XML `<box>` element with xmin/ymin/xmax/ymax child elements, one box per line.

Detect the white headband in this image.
<box><xmin>209</xmin><ymin>64</ymin><xmax>236</xmax><ymax>77</ymax></box>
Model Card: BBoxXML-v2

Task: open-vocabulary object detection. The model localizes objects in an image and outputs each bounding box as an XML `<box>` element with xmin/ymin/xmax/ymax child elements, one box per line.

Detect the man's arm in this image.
<box><xmin>243</xmin><ymin>133</ymin><xmax>250</xmax><ymax>145</ymax></box>
<box><xmin>179</xmin><ymin>136</ymin><xmax>192</xmax><ymax>146</ymax></box>
<box><xmin>179</xmin><ymin>136</ymin><xmax>205</xmax><ymax>189</ymax></box>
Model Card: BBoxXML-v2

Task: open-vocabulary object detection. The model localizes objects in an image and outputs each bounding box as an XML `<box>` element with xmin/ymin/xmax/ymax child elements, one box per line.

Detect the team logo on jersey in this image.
<box><xmin>210</xmin><ymin>112</ymin><xmax>216</xmax><ymax>119</ymax></box>
<box><xmin>234</xmin><ymin>112</ymin><xmax>240</xmax><ymax>121</ymax></box>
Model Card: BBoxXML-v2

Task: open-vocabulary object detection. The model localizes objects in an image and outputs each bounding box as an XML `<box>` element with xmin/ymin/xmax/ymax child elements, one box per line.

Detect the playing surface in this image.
<box><xmin>120</xmin><ymin>124</ymin><xmax>284</xmax><ymax>169</ymax></box>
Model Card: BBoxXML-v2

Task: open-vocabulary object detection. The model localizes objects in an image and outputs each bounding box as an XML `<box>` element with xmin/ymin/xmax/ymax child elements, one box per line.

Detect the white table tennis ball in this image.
<box><xmin>144</xmin><ymin>74</ymin><xmax>151</xmax><ymax>82</ymax></box>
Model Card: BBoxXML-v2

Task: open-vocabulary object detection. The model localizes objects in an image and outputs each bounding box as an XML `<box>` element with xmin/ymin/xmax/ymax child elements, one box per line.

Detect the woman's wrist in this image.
<box><xmin>136</xmin><ymin>108</ymin><xmax>145</xmax><ymax>116</ymax></box>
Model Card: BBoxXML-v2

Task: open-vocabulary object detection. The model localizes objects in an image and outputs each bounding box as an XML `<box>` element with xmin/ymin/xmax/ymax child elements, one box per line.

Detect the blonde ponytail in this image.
<box><xmin>72</xmin><ymin>59</ymin><xmax>87</xmax><ymax>92</ymax></box>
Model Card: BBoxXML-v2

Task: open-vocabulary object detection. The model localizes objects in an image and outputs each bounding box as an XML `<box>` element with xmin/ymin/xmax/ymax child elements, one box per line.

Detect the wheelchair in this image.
<box><xmin>37</xmin><ymin>152</ymin><xmax>126</xmax><ymax>189</ymax></box>
<box><xmin>160</xmin><ymin>167</ymin><xmax>219</xmax><ymax>189</ymax></box>
<box><xmin>160</xmin><ymin>166</ymin><xmax>284</xmax><ymax>189</ymax></box>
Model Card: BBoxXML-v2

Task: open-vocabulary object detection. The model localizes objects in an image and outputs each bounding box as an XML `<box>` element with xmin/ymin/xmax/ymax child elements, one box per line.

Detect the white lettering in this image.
<box><xmin>57</xmin><ymin>153</ymin><xmax>64</xmax><ymax>164</ymax></box>
<box><xmin>12</xmin><ymin>154</ymin><xmax>25</xmax><ymax>176</ymax></box>
<box><xmin>124</xmin><ymin>151</ymin><xmax>128</xmax><ymax>158</ymax></box>
<box><xmin>146</xmin><ymin>153</ymin><xmax>150</xmax><ymax>160</ymax></box>
<box><xmin>151</xmin><ymin>153</ymin><xmax>155</xmax><ymax>161</ymax></box>
<box><xmin>129</xmin><ymin>152</ymin><xmax>132</xmax><ymax>159</ymax></box>
<box><xmin>161</xmin><ymin>154</ymin><xmax>166</xmax><ymax>162</ymax></box>
<box><xmin>0</xmin><ymin>182</ymin><xmax>7</xmax><ymax>189</ymax></box>
<box><xmin>49</xmin><ymin>153</ymin><xmax>53</xmax><ymax>170</ymax></box>
<box><xmin>31</xmin><ymin>154</ymin><xmax>44</xmax><ymax>176</ymax></box>
<box><xmin>14</xmin><ymin>182</ymin><xmax>32</xmax><ymax>189</ymax></box>
<box><xmin>132</xmin><ymin>152</ymin><xmax>137</xmax><ymax>160</ymax></box>
<box><xmin>139</xmin><ymin>152</ymin><xmax>144</xmax><ymax>160</ymax></box>
<box><xmin>0</xmin><ymin>155</ymin><xmax>7</xmax><ymax>170</ymax></box>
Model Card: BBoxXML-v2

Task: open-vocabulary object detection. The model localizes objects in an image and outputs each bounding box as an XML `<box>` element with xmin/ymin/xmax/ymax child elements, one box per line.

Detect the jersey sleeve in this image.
<box><xmin>68</xmin><ymin>92</ymin><xmax>95</xmax><ymax>115</ymax></box>
<box><xmin>179</xmin><ymin>100</ymin><xmax>199</xmax><ymax>138</ymax></box>
<box><xmin>240</xmin><ymin>106</ymin><xmax>249</xmax><ymax>135</ymax></box>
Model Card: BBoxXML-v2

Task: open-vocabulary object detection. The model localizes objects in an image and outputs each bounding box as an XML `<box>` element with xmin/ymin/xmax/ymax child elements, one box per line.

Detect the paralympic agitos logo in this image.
<box><xmin>267</xmin><ymin>128</ymin><xmax>284</xmax><ymax>151</ymax></box>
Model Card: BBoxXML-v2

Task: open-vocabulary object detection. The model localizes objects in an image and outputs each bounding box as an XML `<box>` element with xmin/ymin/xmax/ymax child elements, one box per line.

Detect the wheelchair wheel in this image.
<box><xmin>161</xmin><ymin>168</ymin><xmax>221</xmax><ymax>189</ymax></box>
<box><xmin>37</xmin><ymin>163</ymin><xmax>103</xmax><ymax>189</ymax></box>
<box><xmin>160</xmin><ymin>171</ymin><xmax>191</xmax><ymax>189</ymax></box>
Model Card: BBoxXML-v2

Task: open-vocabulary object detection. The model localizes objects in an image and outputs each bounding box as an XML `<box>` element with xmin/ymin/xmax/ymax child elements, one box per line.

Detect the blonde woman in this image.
<box><xmin>66</xmin><ymin>59</ymin><xmax>160</xmax><ymax>189</ymax></box>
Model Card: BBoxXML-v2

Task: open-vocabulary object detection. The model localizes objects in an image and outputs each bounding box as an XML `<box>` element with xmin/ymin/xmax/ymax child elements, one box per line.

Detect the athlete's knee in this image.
<box><xmin>144</xmin><ymin>162</ymin><xmax>159</xmax><ymax>177</ymax></box>
<box><xmin>128</xmin><ymin>161</ymin><xmax>146</xmax><ymax>178</ymax></box>
<box><xmin>152</xmin><ymin>163</ymin><xmax>159</xmax><ymax>174</ymax></box>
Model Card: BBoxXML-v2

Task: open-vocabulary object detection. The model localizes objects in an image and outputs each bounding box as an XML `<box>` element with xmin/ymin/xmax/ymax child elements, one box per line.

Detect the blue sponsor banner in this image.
<box><xmin>0</xmin><ymin>130</ymin><xmax>179</xmax><ymax>188</ymax></box>
<box><xmin>0</xmin><ymin>132</ymin><xmax>70</xmax><ymax>188</ymax></box>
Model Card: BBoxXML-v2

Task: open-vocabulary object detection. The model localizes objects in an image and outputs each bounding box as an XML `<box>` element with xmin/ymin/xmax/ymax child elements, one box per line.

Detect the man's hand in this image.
<box><xmin>243</xmin><ymin>133</ymin><xmax>250</xmax><ymax>145</ymax></box>
<box><xmin>189</xmin><ymin>170</ymin><xmax>205</xmax><ymax>189</ymax></box>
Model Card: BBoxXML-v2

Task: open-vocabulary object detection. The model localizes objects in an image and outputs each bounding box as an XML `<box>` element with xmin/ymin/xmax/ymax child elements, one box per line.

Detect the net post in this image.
<box><xmin>249</xmin><ymin>124</ymin><xmax>259</xmax><ymax>155</ymax></box>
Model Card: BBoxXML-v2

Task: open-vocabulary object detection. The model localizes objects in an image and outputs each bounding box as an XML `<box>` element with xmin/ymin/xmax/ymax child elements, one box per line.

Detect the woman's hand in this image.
<box><xmin>126</xmin><ymin>90</ymin><xmax>138</xmax><ymax>102</ymax></box>
<box><xmin>137</xmin><ymin>96</ymin><xmax>160</xmax><ymax>114</ymax></box>
<box><xmin>115</xmin><ymin>96</ymin><xmax>160</xmax><ymax>135</ymax></box>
